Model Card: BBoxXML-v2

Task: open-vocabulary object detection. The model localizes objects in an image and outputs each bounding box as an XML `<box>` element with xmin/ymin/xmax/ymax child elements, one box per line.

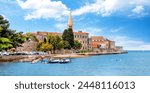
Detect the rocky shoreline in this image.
<box><xmin>0</xmin><ymin>51</ymin><xmax>127</xmax><ymax>62</ymax></box>
<box><xmin>0</xmin><ymin>55</ymin><xmax>48</xmax><ymax>62</ymax></box>
<box><xmin>0</xmin><ymin>54</ymin><xmax>87</xmax><ymax>62</ymax></box>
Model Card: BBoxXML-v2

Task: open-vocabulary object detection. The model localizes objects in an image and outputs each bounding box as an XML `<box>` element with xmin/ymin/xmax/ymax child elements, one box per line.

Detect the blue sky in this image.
<box><xmin>0</xmin><ymin>0</ymin><xmax>150</xmax><ymax>50</ymax></box>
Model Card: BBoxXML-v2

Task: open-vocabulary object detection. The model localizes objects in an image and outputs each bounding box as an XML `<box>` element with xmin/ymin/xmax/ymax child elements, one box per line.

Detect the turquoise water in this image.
<box><xmin>0</xmin><ymin>51</ymin><xmax>150</xmax><ymax>76</ymax></box>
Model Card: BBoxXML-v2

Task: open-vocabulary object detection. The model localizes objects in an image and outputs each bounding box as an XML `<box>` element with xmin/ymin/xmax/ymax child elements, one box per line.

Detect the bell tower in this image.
<box><xmin>68</xmin><ymin>11</ymin><xmax>73</xmax><ymax>30</ymax></box>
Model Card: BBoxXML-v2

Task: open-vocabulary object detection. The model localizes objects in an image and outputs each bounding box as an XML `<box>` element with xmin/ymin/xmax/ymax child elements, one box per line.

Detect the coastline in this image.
<box><xmin>0</xmin><ymin>51</ymin><xmax>127</xmax><ymax>62</ymax></box>
<box><xmin>78</xmin><ymin>51</ymin><xmax>128</xmax><ymax>55</ymax></box>
<box><xmin>0</xmin><ymin>51</ymin><xmax>149</xmax><ymax>76</ymax></box>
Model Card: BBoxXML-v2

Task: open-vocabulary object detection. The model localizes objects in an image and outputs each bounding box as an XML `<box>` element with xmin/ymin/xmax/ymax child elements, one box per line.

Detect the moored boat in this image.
<box><xmin>48</xmin><ymin>58</ymin><xmax>71</xmax><ymax>63</ymax></box>
<box><xmin>59</xmin><ymin>58</ymin><xmax>71</xmax><ymax>63</ymax></box>
<box><xmin>48</xmin><ymin>59</ymin><xmax>60</xmax><ymax>63</ymax></box>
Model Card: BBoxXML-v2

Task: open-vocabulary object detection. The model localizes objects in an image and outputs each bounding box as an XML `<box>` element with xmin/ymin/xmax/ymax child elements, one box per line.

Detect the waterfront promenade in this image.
<box><xmin>0</xmin><ymin>51</ymin><xmax>127</xmax><ymax>62</ymax></box>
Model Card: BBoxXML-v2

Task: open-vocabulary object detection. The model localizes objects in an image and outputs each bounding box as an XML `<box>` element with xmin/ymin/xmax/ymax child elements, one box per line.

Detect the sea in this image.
<box><xmin>0</xmin><ymin>51</ymin><xmax>150</xmax><ymax>76</ymax></box>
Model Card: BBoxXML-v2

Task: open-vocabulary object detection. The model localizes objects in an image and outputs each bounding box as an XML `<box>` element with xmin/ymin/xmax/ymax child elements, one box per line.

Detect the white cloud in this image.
<box><xmin>72</xmin><ymin>0</ymin><xmax>128</xmax><ymax>16</ymax></box>
<box><xmin>16</xmin><ymin>0</ymin><xmax>69</xmax><ymax>20</ymax></box>
<box><xmin>129</xmin><ymin>5</ymin><xmax>148</xmax><ymax>18</ymax></box>
<box><xmin>108</xmin><ymin>36</ymin><xmax>150</xmax><ymax>50</ymax></box>
<box><xmin>72</xmin><ymin>0</ymin><xmax>150</xmax><ymax>17</ymax></box>
<box><xmin>132</xmin><ymin>5</ymin><xmax>144</xmax><ymax>14</ymax></box>
<box><xmin>16</xmin><ymin>0</ymin><xmax>150</xmax><ymax>20</ymax></box>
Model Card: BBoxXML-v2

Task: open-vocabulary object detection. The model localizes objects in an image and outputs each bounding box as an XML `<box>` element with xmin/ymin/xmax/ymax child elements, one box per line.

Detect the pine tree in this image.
<box><xmin>0</xmin><ymin>15</ymin><xmax>26</xmax><ymax>51</ymax></box>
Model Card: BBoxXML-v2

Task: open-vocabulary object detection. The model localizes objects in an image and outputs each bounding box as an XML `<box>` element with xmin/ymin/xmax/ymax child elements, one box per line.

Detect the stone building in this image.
<box><xmin>90</xmin><ymin>36</ymin><xmax>122</xmax><ymax>52</ymax></box>
<box><xmin>30</xmin><ymin>32</ymin><xmax>62</xmax><ymax>41</ymax></box>
<box><xmin>115</xmin><ymin>46</ymin><xmax>123</xmax><ymax>51</ymax></box>
<box><xmin>91</xmin><ymin>36</ymin><xmax>109</xmax><ymax>49</ymax></box>
<box><xmin>74</xmin><ymin>31</ymin><xmax>89</xmax><ymax>50</ymax></box>
<box><xmin>108</xmin><ymin>40</ymin><xmax>115</xmax><ymax>49</ymax></box>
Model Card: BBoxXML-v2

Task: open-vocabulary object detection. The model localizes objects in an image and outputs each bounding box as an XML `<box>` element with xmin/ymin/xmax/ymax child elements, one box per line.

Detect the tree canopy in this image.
<box><xmin>0</xmin><ymin>37</ymin><xmax>12</xmax><ymax>51</ymax></box>
<box><xmin>73</xmin><ymin>40</ymin><xmax>82</xmax><ymax>50</ymax></box>
<box><xmin>62</xmin><ymin>28</ymin><xmax>74</xmax><ymax>49</ymax></box>
<box><xmin>0</xmin><ymin>15</ymin><xmax>26</xmax><ymax>51</ymax></box>
<box><xmin>36</xmin><ymin>34</ymin><xmax>64</xmax><ymax>53</ymax></box>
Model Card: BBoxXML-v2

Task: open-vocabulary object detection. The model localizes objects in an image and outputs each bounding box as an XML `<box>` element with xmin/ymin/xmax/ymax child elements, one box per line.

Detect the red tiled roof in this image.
<box><xmin>91</xmin><ymin>36</ymin><xmax>105</xmax><ymax>40</ymax></box>
<box><xmin>92</xmin><ymin>42</ymin><xmax>106</xmax><ymax>48</ymax></box>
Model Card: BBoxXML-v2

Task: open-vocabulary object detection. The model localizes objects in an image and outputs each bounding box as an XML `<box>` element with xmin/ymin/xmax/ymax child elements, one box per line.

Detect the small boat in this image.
<box><xmin>59</xmin><ymin>58</ymin><xmax>71</xmax><ymax>63</ymax></box>
<box><xmin>49</xmin><ymin>59</ymin><xmax>60</xmax><ymax>63</ymax></box>
<box><xmin>31</xmin><ymin>59</ymin><xmax>39</xmax><ymax>64</ymax></box>
<box><xmin>48</xmin><ymin>58</ymin><xmax>71</xmax><ymax>63</ymax></box>
<box><xmin>41</xmin><ymin>58</ymin><xmax>49</xmax><ymax>64</ymax></box>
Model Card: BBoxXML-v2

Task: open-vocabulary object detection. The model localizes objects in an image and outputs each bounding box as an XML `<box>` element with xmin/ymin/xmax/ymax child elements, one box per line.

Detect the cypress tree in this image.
<box><xmin>68</xmin><ymin>28</ymin><xmax>74</xmax><ymax>47</ymax></box>
<box><xmin>62</xmin><ymin>29</ymin><xmax>68</xmax><ymax>41</ymax></box>
<box><xmin>62</xmin><ymin>28</ymin><xmax>74</xmax><ymax>49</ymax></box>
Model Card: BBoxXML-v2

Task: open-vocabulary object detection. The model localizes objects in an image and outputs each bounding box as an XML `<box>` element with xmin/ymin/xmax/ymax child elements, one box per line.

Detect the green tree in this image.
<box><xmin>47</xmin><ymin>34</ymin><xmax>62</xmax><ymax>52</ymax></box>
<box><xmin>36</xmin><ymin>41</ymin><xmax>43</xmax><ymax>51</ymax></box>
<box><xmin>36</xmin><ymin>41</ymin><xmax>53</xmax><ymax>52</ymax></box>
<box><xmin>0</xmin><ymin>37</ymin><xmax>12</xmax><ymax>51</ymax></box>
<box><xmin>62</xmin><ymin>29</ymin><xmax>68</xmax><ymax>41</ymax></box>
<box><xmin>40</xmin><ymin>43</ymin><xmax>53</xmax><ymax>52</ymax></box>
<box><xmin>63</xmin><ymin>41</ymin><xmax>71</xmax><ymax>49</ymax></box>
<box><xmin>0</xmin><ymin>15</ymin><xmax>26</xmax><ymax>51</ymax></box>
<box><xmin>68</xmin><ymin>28</ymin><xmax>74</xmax><ymax>47</ymax></box>
<box><xmin>0</xmin><ymin>15</ymin><xmax>10</xmax><ymax>38</ymax></box>
<box><xmin>73</xmin><ymin>40</ymin><xmax>82</xmax><ymax>50</ymax></box>
<box><xmin>57</xmin><ymin>41</ymin><xmax>64</xmax><ymax>50</ymax></box>
<box><xmin>11</xmin><ymin>31</ymin><xmax>26</xmax><ymax>48</ymax></box>
<box><xmin>36</xmin><ymin>34</ymin><xmax>64</xmax><ymax>53</ymax></box>
<box><xmin>0</xmin><ymin>26</ymin><xmax>3</xmax><ymax>31</ymax></box>
<box><xmin>62</xmin><ymin>28</ymin><xmax>74</xmax><ymax>48</ymax></box>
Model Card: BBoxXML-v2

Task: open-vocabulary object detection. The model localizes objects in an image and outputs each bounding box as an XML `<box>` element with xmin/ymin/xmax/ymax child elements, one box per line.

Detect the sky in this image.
<box><xmin>0</xmin><ymin>0</ymin><xmax>150</xmax><ymax>50</ymax></box>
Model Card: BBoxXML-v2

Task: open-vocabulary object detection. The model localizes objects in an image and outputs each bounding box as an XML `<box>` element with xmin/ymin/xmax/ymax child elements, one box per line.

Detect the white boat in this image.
<box><xmin>49</xmin><ymin>59</ymin><xmax>60</xmax><ymax>63</ymax></box>
<box><xmin>59</xmin><ymin>58</ymin><xmax>71</xmax><ymax>63</ymax></box>
<box><xmin>31</xmin><ymin>58</ymin><xmax>42</xmax><ymax>64</ymax></box>
<box><xmin>48</xmin><ymin>58</ymin><xmax>71</xmax><ymax>63</ymax></box>
<box><xmin>31</xmin><ymin>59</ymin><xmax>39</xmax><ymax>64</ymax></box>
